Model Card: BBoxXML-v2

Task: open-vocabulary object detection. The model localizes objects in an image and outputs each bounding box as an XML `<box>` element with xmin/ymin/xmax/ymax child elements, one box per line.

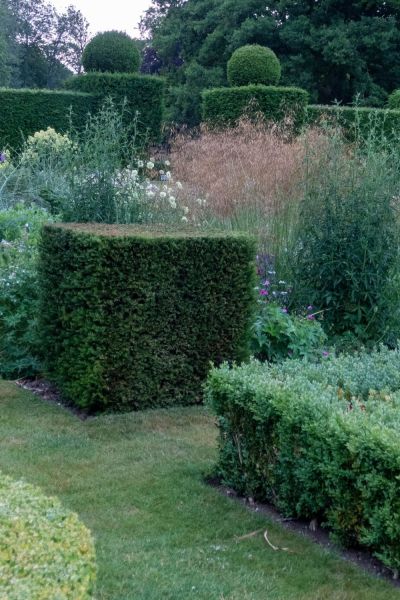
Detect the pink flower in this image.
<box><xmin>260</xmin><ymin>289</ymin><xmax>269</xmax><ymax>296</ymax></box>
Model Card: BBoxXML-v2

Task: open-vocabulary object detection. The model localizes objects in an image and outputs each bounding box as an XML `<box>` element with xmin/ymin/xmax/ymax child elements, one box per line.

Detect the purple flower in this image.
<box><xmin>281</xmin><ymin>308</ymin><xmax>288</xmax><ymax>314</ymax></box>
<box><xmin>263</xmin><ymin>279</ymin><xmax>270</xmax><ymax>286</ymax></box>
<box><xmin>0</xmin><ymin>152</ymin><xmax>6</xmax><ymax>164</ymax></box>
<box><xmin>307</xmin><ymin>314</ymin><xmax>315</xmax><ymax>320</ymax></box>
<box><xmin>322</xmin><ymin>351</ymin><xmax>329</xmax><ymax>357</ymax></box>
<box><xmin>307</xmin><ymin>305</ymin><xmax>313</xmax><ymax>311</ymax></box>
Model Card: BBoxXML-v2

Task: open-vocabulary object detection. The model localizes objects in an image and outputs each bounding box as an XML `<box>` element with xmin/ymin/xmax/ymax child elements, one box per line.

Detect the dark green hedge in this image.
<box><xmin>202</xmin><ymin>85</ymin><xmax>309</xmax><ymax>130</ymax></box>
<box><xmin>64</xmin><ymin>73</ymin><xmax>165</xmax><ymax>141</ymax></box>
<box><xmin>0</xmin><ymin>88</ymin><xmax>99</xmax><ymax>151</ymax></box>
<box><xmin>206</xmin><ymin>348</ymin><xmax>400</xmax><ymax>573</ymax></box>
<box><xmin>307</xmin><ymin>104</ymin><xmax>400</xmax><ymax>140</ymax></box>
<box><xmin>39</xmin><ymin>224</ymin><xmax>256</xmax><ymax>413</ymax></box>
<box><xmin>0</xmin><ymin>470</ymin><xmax>96</xmax><ymax>597</ymax></box>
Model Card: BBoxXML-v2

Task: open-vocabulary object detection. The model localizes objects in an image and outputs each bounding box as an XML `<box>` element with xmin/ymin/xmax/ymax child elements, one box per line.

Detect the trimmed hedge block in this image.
<box><xmin>0</xmin><ymin>471</ymin><xmax>96</xmax><ymax>598</ymax></box>
<box><xmin>307</xmin><ymin>104</ymin><xmax>400</xmax><ymax>140</ymax></box>
<box><xmin>0</xmin><ymin>88</ymin><xmax>99</xmax><ymax>151</ymax></box>
<box><xmin>206</xmin><ymin>348</ymin><xmax>400</xmax><ymax>573</ymax></box>
<box><xmin>64</xmin><ymin>73</ymin><xmax>165</xmax><ymax>141</ymax></box>
<box><xmin>202</xmin><ymin>85</ymin><xmax>309</xmax><ymax>130</ymax></box>
<box><xmin>39</xmin><ymin>224</ymin><xmax>256</xmax><ymax>412</ymax></box>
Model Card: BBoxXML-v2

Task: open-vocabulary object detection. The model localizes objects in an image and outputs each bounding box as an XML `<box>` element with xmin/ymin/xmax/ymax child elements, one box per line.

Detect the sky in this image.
<box><xmin>50</xmin><ymin>0</ymin><xmax>153</xmax><ymax>38</ymax></box>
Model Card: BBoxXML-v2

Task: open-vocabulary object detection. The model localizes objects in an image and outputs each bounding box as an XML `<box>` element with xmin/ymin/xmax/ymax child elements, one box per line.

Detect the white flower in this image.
<box><xmin>160</xmin><ymin>191</ymin><xmax>167</xmax><ymax>198</ymax></box>
<box><xmin>137</xmin><ymin>160</ymin><xmax>144</xmax><ymax>168</ymax></box>
<box><xmin>132</xmin><ymin>169</ymin><xmax>138</xmax><ymax>177</ymax></box>
<box><xmin>147</xmin><ymin>190</ymin><xmax>155</xmax><ymax>197</ymax></box>
<box><xmin>147</xmin><ymin>161</ymin><xmax>155</xmax><ymax>170</ymax></box>
<box><xmin>176</xmin><ymin>181</ymin><xmax>183</xmax><ymax>189</ymax></box>
<box><xmin>166</xmin><ymin>171</ymin><xmax>171</xmax><ymax>179</ymax></box>
<box><xmin>181</xmin><ymin>216</ymin><xmax>188</xmax><ymax>222</ymax></box>
<box><xmin>159</xmin><ymin>169</ymin><xmax>165</xmax><ymax>175</ymax></box>
<box><xmin>169</xmin><ymin>198</ymin><xmax>177</xmax><ymax>209</ymax></box>
<box><xmin>183</xmin><ymin>206</ymin><xmax>189</xmax><ymax>214</ymax></box>
<box><xmin>164</xmin><ymin>160</ymin><xmax>170</xmax><ymax>166</ymax></box>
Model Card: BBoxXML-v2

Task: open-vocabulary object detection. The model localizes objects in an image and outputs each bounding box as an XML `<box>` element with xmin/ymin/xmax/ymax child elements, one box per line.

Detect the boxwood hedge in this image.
<box><xmin>202</xmin><ymin>85</ymin><xmax>309</xmax><ymax>131</ymax></box>
<box><xmin>0</xmin><ymin>471</ymin><xmax>96</xmax><ymax>598</ymax></box>
<box><xmin>206</xmin><ymin>347</ymin><xmax>400</xmax><ymax>574</ymax></box>
<box><xmin>64</xmin><ymin>73</ymin><xmax>165</xmax><ymax>141</ymax></box>
<box><xmin>39</xmin><ymin>224</ymin><xmax>256</xmax><ymax>413</ymax></box>
<box><xmin>307</xmin><ymin>104</ymin><xmax>400</xmax><ymax>141</ymax></box>
<box><xmin>0</xmin><ymin>88</ymin><xmax>99</xmax><ymax>151</ymax></box>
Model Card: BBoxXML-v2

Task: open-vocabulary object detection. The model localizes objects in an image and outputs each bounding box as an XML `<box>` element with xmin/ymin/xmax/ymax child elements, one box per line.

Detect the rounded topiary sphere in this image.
<box><xmin>82</xmin><ymin>31</ymin><xmax>140</xmax><ymax>74</ymax></box>
<box><xmin>227</xmin><ymin>45</ymin><xmax>281</xmax><ymax>87</ymax></box>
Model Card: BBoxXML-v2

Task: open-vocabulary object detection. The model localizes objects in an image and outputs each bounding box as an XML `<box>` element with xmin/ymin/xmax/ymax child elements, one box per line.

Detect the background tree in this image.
<box><xmin>7</xmin><ymin>0</ymin><xmax>89</xmax><ymax>88</ymax></box>
<box><xmin>141</xmin><ymin>0</ymin><xmax>400</xmax><ymax>124</ymax></box>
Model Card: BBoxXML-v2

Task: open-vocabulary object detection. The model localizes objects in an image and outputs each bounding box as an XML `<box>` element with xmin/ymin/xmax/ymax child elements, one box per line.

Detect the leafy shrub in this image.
<box><xmin>202</xmin><ymin>85</ymin><xmax>309</xmax><ymax>131</ymax></box>
<box><xmin>0</xmin><ymin>204</ymin><xmax>51</xmax><ymax>378</ymax></box>
<box><xmin>388</xmin><ymin>89</ymin><xmax>400</xmax><ymax>110</ymax></box>
<box><xmin>64</xmin><ymin>72</ymin><xmax>165</xmax><ymax>142</ymax></box>
<box><xmin>227</xmin><ymin>45</ymin><xmax>281</xmax><ymax>87</ymax></box>
<box><xmin>82</xmin><ymin>30</ymin><xmax>140</xmax><ymax>74</ymax></box>
<box><xmin>206</xmin><ymin>346</ymin><xmax>400</xmax><ymax>574</ymax></box>
<box><xmin>252</xmin><ymin>302</ymin><xmax>327</xmax><ymax>362</ymax></box>
<box><xmin>0</xmin><ymin>470</ymin><xmax>96</xmax><ymax>598</ymax></box>
<box><xmin>307</xmin><ymin>104</ymin><xmax>400</xmax><ymax>142</ymax></box>
<box><xmin>289</xmin><ymin>127</ymin><xmax>400</xmax><ymax>343</ymax></box>
<box><xmin>0</xmin><ymin>88</ymin><xmax>99</xmax><ymax>152</ymax></box>
<box><xmin>39</xmin><ymin>224</ymin><xmax>256</xmax><ymax>413</ymax></box>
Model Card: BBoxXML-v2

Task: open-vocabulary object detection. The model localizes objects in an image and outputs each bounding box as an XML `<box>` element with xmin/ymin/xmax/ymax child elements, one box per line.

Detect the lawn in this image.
<box><xmin>0</xmin><ymin>380</ymin><xmax>398</xmax><ymax>600</ymax></box>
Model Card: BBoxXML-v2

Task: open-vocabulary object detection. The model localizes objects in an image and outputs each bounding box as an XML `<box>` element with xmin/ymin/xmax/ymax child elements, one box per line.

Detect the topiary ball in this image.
<box><xmin>82</xmin><ymin>31</ymin><xmax>140</xmax><ymax>74</ymax></box>
<box><xmin>388</xmin><ymin>89</ymin><xmax>400</xmax><ymax>110</ymax></box>
<box><xmin>227</xmin><ymin>45</ymin><xmax>281</xmax><ymax>87</ymax></box>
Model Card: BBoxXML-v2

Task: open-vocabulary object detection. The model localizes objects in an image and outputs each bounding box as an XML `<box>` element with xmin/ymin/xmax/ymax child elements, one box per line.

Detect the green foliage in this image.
<box><xmin>0</xmin><ymin>470</ymin><xmax>96</xmax><ymax>598</ymax></box>
<box><xmin>0</xmin><ymin>88</ymin><xmax>99</xmax><ymax>151</ymax></box>
<box><xmin>141</xmin><ymin>0</ymin><xmax>400</xmax><ymax>125</ymax></box>
<box><xmin>82</xmin><ymin>30</ymin><xmax>140</xmax><ymax>74</ymax></box>
<box><xmin>206</xmin><ymin>346</ymin><xmax>400</xmax><ymax>573</ymax></box>
<box><xmin>289</xmin><ymin>128</ymin><xmax>400</xmax><ymax>343</ymax></box>
<box><xmin>38</xmin><ymin>224</ymin><xmax>256</xmax><ymax>413</ymax></box>
<box><xmin>252</xmin><ymin>302</ymin><xmax>327</xmax><ymax>362</ymax></box>
<box><xmin>307</xmin><ymin>104</ymin><xmax>400</xmax><ymax>141</ymax></box>
<box><xmin>227</xmin><ymin>45</ymin><xmax>281</xmax><ymax>87</ymax></box>
<box><xmin>64</xmin><ymin>72</ymin><xmax>165</xmax><ymax>142</ymax></box>
<box><xmin>388</xmin><ymin>89</ymin><xmax>400</xmax><ymax>110</ymax></box>
<box><xmin>202</xmin><ymin>85</ymin><xmax>308</xmax><ymax>130</ymax></box>
<box><xmin>0</xmin><ymin>204</ymin><xmax>51</xmax><ymax>378</ymax></box>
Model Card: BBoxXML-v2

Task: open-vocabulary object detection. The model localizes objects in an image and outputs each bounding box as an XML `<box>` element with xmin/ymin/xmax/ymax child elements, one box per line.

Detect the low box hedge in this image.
<box><xmin>307</xmin><ymin>104</ymin><xmax>400</xmax><ymax>141</ymax></box>
<box><xmin>64</xmin><ymin>73</ymin><xmax>165</xmax><ymax>142</ymax></box>
<box><xmin>206</xmin><ymin>347</ymin><xmax>400</xmax><ymax>574</ymax></box>
<box><xmin>39</xmin><ymin>224</ymin><xmax>256</xmax><ymax>413</ymax></box>
<box><xmin>0</xmin><ymin>88</ymin><xmax>99</xmax><ymax>151</ymax></box>
<box><xmin>202</xmin><ymin>85</ymin><xmax>309</xmax><ymax>131</ymax></box>
<box><xmin>0</xmin><ymin>471</ymin><xmax>96</xmax><ymax>598</ymax></box>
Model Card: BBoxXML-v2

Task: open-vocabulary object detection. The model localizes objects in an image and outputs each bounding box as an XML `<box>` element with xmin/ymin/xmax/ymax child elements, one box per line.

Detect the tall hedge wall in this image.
<box><xmin>206</xmin><ymin>348</ymin><xmax>400</xmax><ymax>573</ymax></box>
<box><xmin>307</xmin><ymin>104</ymin><xmax>400</xmax><ymax>140</ymax></box>
<box><xmin>64</xmin><ymin>73</ymin><xmax>165</xmax><ymax>141</ymax></box>
<box><xmin>202</xmin><ymin>85</ymin><xmax>309</xmax><ymax>130</ymax></box>
<box><xmin>0</xmin><ymin>88</ymin><xmax>99</xmax><ymax>151</ymax></box>
<box><xmin>0</xmin><ymin>470</ymin><xmax>96</xmax><ymax>597</ymax></box>
<box><xmin>39</xmin><ymin>224</ymin><xmax>256</xmax><ymax>413</ymax></box>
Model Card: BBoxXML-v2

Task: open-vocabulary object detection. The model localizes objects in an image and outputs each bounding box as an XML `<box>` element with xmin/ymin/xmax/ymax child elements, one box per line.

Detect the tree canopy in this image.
<box><xmin>141</xmin><ymin>0</ymin><xmax>400</xmax><ymax>124</ymax></box>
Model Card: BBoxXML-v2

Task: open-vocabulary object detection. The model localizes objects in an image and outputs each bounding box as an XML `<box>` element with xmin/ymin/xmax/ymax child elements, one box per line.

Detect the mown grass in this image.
<box><xmin>0</xmin><ymin>380</ymin><xmax>398</xmax><ymax>599</ymax></box>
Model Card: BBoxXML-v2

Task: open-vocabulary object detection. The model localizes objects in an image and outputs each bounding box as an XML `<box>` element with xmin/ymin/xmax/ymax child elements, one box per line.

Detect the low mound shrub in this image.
<box><xmin>39</xmin><ymin>224</ymin><xmax>256</xmax><ymax>412</ymax></box>
<box><xmin>82</xmin><ymin>30</ymin><xmax>140</xmax><ymax>74</ymax></box>
<box><xmin>202</xmin><ymin>85</ymin><xmax>309</xmax><ymax>131</ymax></box>
<box><xmin>0</xmin><ymin>471</ymin><xmax>96</xmax><ymax>598</ymax></box>
<box><xmin>206</xmin><ymin>347</ymin><xmax>400</xmax><ymax>574</ymax></box>
<box><xmin>227</xmin><ymin>45</ymin><xmax>281</xmax><ymax>87</ymax></box>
